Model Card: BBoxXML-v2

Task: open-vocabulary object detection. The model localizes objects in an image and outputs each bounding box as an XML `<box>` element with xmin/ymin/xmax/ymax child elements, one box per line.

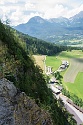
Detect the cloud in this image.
<box><xmin>0</xmin><ymin>0</ymin><xmax>22</xmax><ymax>4</ymax></box>
<box><xmin>25</xmin><ymin>2</ymin><xmax>35</xmax><ymax>10</ymax></box>
<box><xmin>10</xmin><ymin>12</ymin><xmax>43</xmax><ymax>26</ymax></box>
<box><xmin>0</xmin><ymin>1</ymin><xmax>4</xmax><ymax>4</ymax></box>
<box><xmin>64</xmin><ymin>4</ymin><xmax>83</xmax><ymax>18</ymax></box>
<box><xmin>0</xmin><ymin>0</ymin><xmax>83</xmax><ymax>25</ymax></box>
<box><xmin>43</xmin><ymin>4</ymin><xmax>68</xmax><ymax>19</ymax></box>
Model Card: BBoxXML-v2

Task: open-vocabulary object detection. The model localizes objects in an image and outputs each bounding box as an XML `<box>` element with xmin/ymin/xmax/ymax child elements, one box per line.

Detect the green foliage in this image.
<box><xmin>0</xmin><ymin>21</ymin><xmax>77</xmax><ymax>125</ymax></box>
<box><xmin>17</xmin><ymin>32</ymin><xmax>68</xmax><ymax>56</ymax></box>
<box><xmin>54</xmin><ymin>71</ymin><xmax>63</xmax><ymax>84</ymax></box>
<box><xmin>62</xmin><ymin>88</ymin><xmax>83</xmax><ymax>108</ymax></box>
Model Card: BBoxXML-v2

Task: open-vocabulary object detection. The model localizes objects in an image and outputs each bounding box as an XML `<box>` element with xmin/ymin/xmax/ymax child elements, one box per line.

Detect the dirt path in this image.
<box><xmin>64</xmin><ymin>58</ymin><xmax>83</xmax><ymax>83</ymax></box>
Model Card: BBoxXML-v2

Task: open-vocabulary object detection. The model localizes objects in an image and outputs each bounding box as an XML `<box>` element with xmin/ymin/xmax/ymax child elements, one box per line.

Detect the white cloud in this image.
<box><xmin>64</xmin><ymin>4</ymin><xmax>83</xmax><ymax>18</ymax></box>
<box><xmin>0</xmin><ymin>0</ymin><xmax>21</xmax><ymax>4</ymax></box>
<box><xmin>43</xmin><ymin>4</ymin><xmax>68</xmax><ymax>19</ymax></box>
<box><xmin>0</xmin><ymin>1</ymin><xmax>4</xmax><ymax>4</ymax></box>
<box><xmin>25</xmin><ymin>2</ymin><xmax>35</xmax><ymax>10</ymax></box>
<box><xmin>0</xmin><ymin>0</ymin><xmax>83</xmax><ymax>25</ymax></box>
<box><xmin>10</xmin><ymin>9</ymin><xmax>43</xmax><ymax>26</ymax></box>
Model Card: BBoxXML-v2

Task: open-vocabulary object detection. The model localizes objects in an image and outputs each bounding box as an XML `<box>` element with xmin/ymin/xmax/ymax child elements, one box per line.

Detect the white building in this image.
<box><xmin>45</xmin><ymin>66</ymin><xmax>52</xmax><ymax>75</ymax></box>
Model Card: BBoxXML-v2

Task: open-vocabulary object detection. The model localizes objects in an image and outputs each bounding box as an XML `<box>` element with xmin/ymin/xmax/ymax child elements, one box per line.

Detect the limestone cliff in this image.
<box><xmin>0</xmin><ymin>78</ymin><xmax>53</xmax><ymax>125</ymax></box>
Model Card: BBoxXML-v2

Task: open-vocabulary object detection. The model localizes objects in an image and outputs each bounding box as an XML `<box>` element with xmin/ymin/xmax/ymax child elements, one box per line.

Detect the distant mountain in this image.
<box><xmin>28</xmin><ymin>16</ymin><xmax>47</xmax><ymax>24</ymax></box>
<box><xmin>70</xmin><ymin>11</ymin><xmax>83</xmax><ymax>20</ymax></box>
<box><xmin>14</xmin><ymin>11</ymin><xmax>83</xmax><ymax>45</ymax></box>
<box><xmin>15</xmin><ymin>16</ymin><xmax>51</xmax><ymax>37</ymax></box>
<box><xmin>69</xmin><ymin>11</ymin><xmax>83</xmax><ymax>27</ymax></box>
<box><xmin>48</xmin><ymin>17</ymin><xmax>70</xmax><ymax>26</ymax></box>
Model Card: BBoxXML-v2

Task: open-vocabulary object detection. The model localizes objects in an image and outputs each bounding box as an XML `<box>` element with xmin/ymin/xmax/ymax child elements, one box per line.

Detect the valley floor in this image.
<box><xmin>33</xmin><ymin>50</ymin><xmax>83</xmax><ymax>100</ymax></box>
<box><xmin>64</xmin><ymin>58</ymin><xmax>83</xmax><ymax>83</ymax></box>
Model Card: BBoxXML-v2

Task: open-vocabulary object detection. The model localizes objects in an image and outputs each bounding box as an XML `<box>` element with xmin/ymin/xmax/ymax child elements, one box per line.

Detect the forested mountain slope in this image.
<box><xmin>17</xmin><ymin>32</ymin><xmax>68</xmax><ymax>55</ymax></box>
<box><xmin>0</xmin><ymin>21</ymin><xmax>77</xmax><ymax>125</ymax></box>
<box><xmin>17</xmin><ymin>31</ymin><xmax>81</xmax><ymax>56</ymax></box>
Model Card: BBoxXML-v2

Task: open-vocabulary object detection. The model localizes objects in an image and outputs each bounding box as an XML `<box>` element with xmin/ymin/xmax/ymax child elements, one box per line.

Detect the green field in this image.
<box><xmin>45</xmin><ymin>56</ymin><xmax>61</xmax><ymax>71</ymax></box>
<box><xmin>45</xmin><ymin>50</ymin><xmax>83</xmax><ymax>99</ymax></box>
<box><xmin>66</xmin><ymin>72</ymin><xmax>83</xmax><ymax>99</ymax></box>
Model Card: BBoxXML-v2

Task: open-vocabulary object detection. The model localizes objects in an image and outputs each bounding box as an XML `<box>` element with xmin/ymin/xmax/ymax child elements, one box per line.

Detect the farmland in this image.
<box><xmin>33</xmin><ymin>55</ymin><xmax>46</xmax><ymax>72</ymax></box>
<box><xmin>64</xmin><ymin>57</ymin><xmax>83</xmax><ymax>83</ymax></box>
<box><xmin>45</xmin><ymin>56</ymin><xmax>61</xmax><ymax>71</ymax></box>
<box><xmin>33</xmin><ymin>50</ymin><xmax>83</xmax><ymax>99</ymax></box>
<box><xmin>66</xmin><ymin>72</ymin><xmax>83</xmax><ymax>99</ymax></box>
<box><xmin>47</xmin><ymin>50</ymin><xmax>83</xmax><ymax>99</ymax></box>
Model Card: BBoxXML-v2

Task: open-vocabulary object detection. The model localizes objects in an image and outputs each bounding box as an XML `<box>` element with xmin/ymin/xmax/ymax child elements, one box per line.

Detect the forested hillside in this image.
<box><xmin>0</xmin><ymin>21</ymin><xmax>77</xmax><ymax>125</ymax></box>
<box><xmin>19</xmin><ymin>33</ymin><xmax>68</xmax><ymax>55</ymax></box>
<box><xmin>17</xmin><ymin>31</ymin><xmax>81</xmax><ymax>56</ymax></box>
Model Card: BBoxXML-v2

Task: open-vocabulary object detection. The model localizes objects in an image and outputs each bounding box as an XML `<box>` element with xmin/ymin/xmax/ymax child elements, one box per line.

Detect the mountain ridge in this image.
<box><xmin>15</xmin><ymin>11</ymin><xmax>83</xmax><ymax>26</ymax></box>
<box><xmin>14</xmin><ymin>11</ymin><xmax>83</xmax><ymax>45</ymax></box>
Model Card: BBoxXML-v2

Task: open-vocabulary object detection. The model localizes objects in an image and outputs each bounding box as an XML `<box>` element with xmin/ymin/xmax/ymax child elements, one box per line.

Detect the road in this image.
<box><xmin>60</xmin><ymin>94</ymin><xmax>83</xmax><ymax>125</ymax></box>
<box><xmin>50</xmin><ymin>84</ymin><xmax>83</xmax><ymax>125</ymax></box>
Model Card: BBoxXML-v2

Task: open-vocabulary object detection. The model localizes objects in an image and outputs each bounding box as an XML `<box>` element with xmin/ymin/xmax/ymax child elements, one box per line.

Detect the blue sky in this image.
<box><xmin>0</xmin><ymin>0</ymin><xmax>83</xmax><ymax>26</ymax></box>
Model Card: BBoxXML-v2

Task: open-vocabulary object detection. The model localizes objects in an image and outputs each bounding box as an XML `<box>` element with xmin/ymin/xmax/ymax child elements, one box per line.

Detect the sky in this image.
<box><xmin>0</xmin><ymin>0</ymin><xmax>83</xmax><ymax>26</ymax></box>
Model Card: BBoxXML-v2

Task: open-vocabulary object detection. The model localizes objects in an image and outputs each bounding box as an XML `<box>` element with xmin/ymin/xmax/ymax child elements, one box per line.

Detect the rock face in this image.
<box><xmin>0</xmin><ymin>78</ymin><xmax>53</xmax><ymax>125</ymax></box>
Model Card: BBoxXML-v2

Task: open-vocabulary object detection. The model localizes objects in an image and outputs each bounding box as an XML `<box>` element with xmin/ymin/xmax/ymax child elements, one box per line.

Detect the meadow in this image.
<box><xmin>34</xmin><ymin>50</ymin><xmax>83</xmax><ymax>99</ymax></box>
<box><xmin>46</xmin><ymin>50</ymin><xmax>83</xmax><ymax>99</ymax></box>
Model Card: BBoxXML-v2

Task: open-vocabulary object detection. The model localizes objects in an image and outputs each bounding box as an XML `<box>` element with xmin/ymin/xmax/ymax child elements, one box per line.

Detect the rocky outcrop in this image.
<box><xmin>0</xmin><ymin>78</ymin><xmax>53</xmax><ymax>125</ymax></box>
